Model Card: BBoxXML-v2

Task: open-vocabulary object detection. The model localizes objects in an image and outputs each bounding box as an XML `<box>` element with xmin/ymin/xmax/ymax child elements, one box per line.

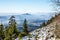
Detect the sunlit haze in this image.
<box><xmin>0</xmin><ymin>0</ymin><xmax>54</xmax><ymax>15</ymax></box>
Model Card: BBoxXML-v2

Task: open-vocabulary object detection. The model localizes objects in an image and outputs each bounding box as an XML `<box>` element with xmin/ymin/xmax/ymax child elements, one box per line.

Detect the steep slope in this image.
<box><xmin>15</xmin><ymin>13</ymin><xmax>60</xmax><ymax>40</ymax></box>
<box><xmin>27</xmin><ymin>14</ymin><xmax>60</xmax><ymax>40</ymax></box>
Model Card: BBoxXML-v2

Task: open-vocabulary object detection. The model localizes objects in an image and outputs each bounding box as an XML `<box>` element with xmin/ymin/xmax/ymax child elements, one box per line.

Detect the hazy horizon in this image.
<box><xmin>0</xmin><ymin>0</ymin><xmax>55</xmax><ymax>16</ymax></box>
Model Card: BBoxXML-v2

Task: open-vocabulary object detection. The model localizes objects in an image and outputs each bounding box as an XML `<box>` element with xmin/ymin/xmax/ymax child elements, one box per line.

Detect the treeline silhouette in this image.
<box><xmin>40</xmin><ymin>13</ymin><xmax>60</xmax><ymax>28</ymax></box>
<box><xmin>0</xmin><ymin>16</ymin><xmax>29</xmax><ymax>40</ymax></box>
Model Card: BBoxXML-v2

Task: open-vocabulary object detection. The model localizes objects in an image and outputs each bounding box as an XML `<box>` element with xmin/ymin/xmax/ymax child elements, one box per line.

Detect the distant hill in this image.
<box><xmin>22</xmin><ymin>13</ymin><xmax>31</xmax><ymax>15</ymax></box>
<box><xmin>0</xmin><ymin>12</ymin><xmax>58</xmax><ymax>32</ymax></box>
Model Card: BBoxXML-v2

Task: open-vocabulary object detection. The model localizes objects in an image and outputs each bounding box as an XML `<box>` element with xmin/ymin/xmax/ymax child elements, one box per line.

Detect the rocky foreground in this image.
<box><xmin>15</xmin><ymin>22</ymin><xmax>56</xmax><ymax>40</ymax></box>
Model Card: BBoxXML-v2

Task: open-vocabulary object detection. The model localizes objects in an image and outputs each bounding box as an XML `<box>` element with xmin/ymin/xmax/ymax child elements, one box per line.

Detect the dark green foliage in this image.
<box><xmin>0</xmin><ymin>16</ymin><xmax>29</xmax><ymax>40</ymax></box>
<box><xmin>46</xmin><ymin>13</ymin><xmax>60</xmax><ymax>26</ymax></box>
<box><xmin>40</xmin><ymin>14</ymin><xmax>59</xmax><ymax>28</ymax></box>
<box><xmin>22</xmin><ymin>19</ymin><xmax>29</xmax><ymax>36</ymax></box>
<box><xmin>3</xmin><ymin>16</ymin><xmax>29</xmax><ymax>40</ymax></box>
<box><xmin>9</xmin><ymin>16</ymin><xmax>18</xmax><ymax>34</ymax></box>
<box><xmin>46</xmin><ymin>17</ymin><xmax>54</xmax><ymax>25</ymax></box>
<box><xmin>4</xmin><ymin>16</ymin><xmax>18</xmax><ymax>40</ymax></box>
<box><xmin>40</xmin><ymin>21</ymin><xmax>47</xmax><ymax>28</ymax></box>
<box><xmin>0</xmin><ymin>24</ymin><xmax>4</xmax><ymax>40</ymax></box>
<box><xmin>42</xmin><ymin>22</ymin><xmax>46</xmax><ymax>26</ymax></box>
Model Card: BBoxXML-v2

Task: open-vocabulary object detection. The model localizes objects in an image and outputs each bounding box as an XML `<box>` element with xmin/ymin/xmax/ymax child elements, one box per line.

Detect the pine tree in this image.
<box><xmin>4</xmin><ymin>16</ymin><xmax>18</xmax><ymax>40</ymax></box>
<box><xmin>9</xmin><ymin>16</ymin><xmax>18</xmax><ymax>34</ymax></box>
<box><xmin>0</xmin><ymin>24</ymin><xmax>4</xmax><ymax>40</ymax></box>
<box><xmin>22</xmin><ymin>19</ymin><xmax>29</xmax><ymax>36</ymax></box>
<box><xmin>4</xmin><ymin>26</ymin><xmax>12</xmax><ymax>40</ymax></box>
<box><xmin>8</xmin><ymin>16</ymin><xmax>18</xmax><ymax>39</ymax></box>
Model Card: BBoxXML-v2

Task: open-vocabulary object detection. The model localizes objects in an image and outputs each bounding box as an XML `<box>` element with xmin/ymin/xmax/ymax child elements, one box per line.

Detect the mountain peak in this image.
<box><xmin>22</xmin><ymin>13</ymin><xmax>31</xmax><ymax>15</ymax></box>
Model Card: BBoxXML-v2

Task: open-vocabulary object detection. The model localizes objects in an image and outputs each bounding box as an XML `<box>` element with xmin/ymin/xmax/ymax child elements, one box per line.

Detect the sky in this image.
<box><xmin>0</xmin><ymin>0</ymin><xmax>54</xmax><ymax>15</ymax></box>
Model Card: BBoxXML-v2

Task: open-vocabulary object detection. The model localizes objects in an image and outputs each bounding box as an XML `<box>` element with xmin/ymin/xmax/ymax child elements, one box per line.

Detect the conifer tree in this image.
<box><xmin>22</xmin><ymin>19</ymin><xmax>29</xmax><ymax>36</ymax></box>
<box><xmin>4</xmin><ymin>16</ymin><xmax>18</xmax><ymax>40</ymax></box>
<box><xmin>4</xmin><ymin>26</ymin><xmax>10</xmax><ymax>40</ymax></box>
<box><xmin>0</xmin><ymin>24</ymin><xmax>4</xmax><ymax>40</ymax></box>
<box><xmin>9</xmin><ymin>16</ymin><xmax>17</xmax><ymax>34</ymax></box>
